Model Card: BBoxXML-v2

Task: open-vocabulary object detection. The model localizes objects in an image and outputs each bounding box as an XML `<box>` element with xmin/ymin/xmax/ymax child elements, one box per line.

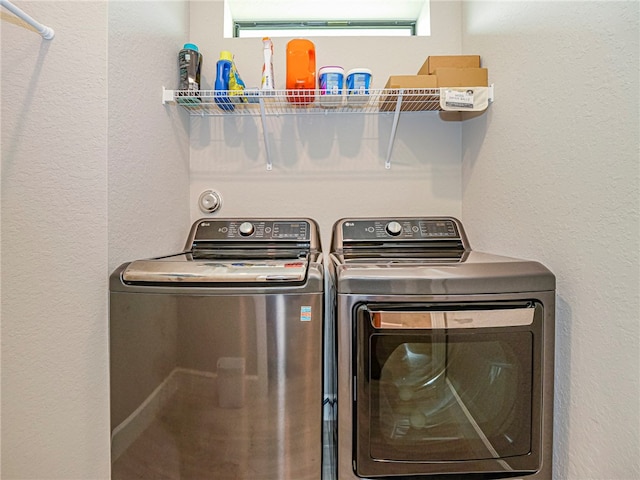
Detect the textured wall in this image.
<box><xmin>108</xmin><ymin>1</ymin><xmax>191</xmax><ymax>270</ymax></box>
<box><xmin>1</xmin><ymin>2</ymin><xmax>110</xmax><ymax>477</ymax></box>
<box><xmin>461</xmin><ymin>2</ymin><xmax>640</xmax><ymax>479</ymax></box>
<box><xmin>1</xmin><ymin>1</ymin><xmax>190</xmax><ymax>478</ymax></box>
<box><xmin>187</xmin><ymin>0</ymin><xmax>466</xmax><ymax>248</ymax></box>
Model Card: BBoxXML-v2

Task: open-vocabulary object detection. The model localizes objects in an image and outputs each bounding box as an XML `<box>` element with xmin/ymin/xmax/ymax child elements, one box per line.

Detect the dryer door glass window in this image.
<box><xmin>354</xmin><ymin>303</ymin><xmax>543</xmax><ymax>476</ymax></box>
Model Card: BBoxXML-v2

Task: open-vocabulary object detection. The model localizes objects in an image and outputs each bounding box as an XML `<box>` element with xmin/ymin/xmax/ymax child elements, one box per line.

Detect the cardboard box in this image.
<box><xmin>418</xmin><ymin>55</ymin><xmax>481</xmax><ymax>75</ymax></box>
<box><xmin>380</xmin><ymin>75</ymin><xmax>439</xmax><ymax>111</ymax></box>
<box><xmin>434</xmin><ymin>68</ymin><xmax>488</xmax><ymax>87</ymax></box>
<box><xmin>384</xmin><ymin>75</ymin><xmax>438</xmax><ymax>89</ymax></box>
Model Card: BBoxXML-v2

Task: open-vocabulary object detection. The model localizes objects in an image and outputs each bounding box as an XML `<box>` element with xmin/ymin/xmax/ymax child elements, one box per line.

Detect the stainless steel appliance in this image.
<box><xmin>329</xmin><ymin>217</ymin><xmax>555</xmax><ymax>479</ymax></box>
<box><xmin>110</xmin><ymin>218</ymin><xmax>324</xmax><ymax>479</ymax></box>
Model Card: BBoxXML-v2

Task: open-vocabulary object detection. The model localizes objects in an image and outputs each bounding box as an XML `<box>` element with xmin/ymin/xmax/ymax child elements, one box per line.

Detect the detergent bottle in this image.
<box><xmin>286</xmin><ymin>39</ymin><xmax>316</xmax><ymax>104</ymax></box>
<box><xmin>177</xmin><ymin>43</ymin><xmax>202</xmax><ymax>104</ymax></box>
<box><xmin>227</xmin><ymin>53</ymin><xmax>247</xmax><ymax>104</ymax></box>
<box><xmin>215</xmin><ymin>51</ymin><xmax>234</xmax><ymax>111</ymax></box>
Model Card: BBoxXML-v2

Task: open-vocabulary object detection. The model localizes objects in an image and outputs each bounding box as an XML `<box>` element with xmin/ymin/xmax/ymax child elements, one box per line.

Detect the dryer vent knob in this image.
<box><xmin>198</xmin><ymin>190</ymin><xmax>222</xmax><ymax>213</ymax></box>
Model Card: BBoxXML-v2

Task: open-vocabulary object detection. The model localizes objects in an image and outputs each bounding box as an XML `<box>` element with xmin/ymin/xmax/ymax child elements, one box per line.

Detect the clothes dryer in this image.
<box><xmin>329</xmin><ymin>217</ymin><xmax>555</xmax><ymax>480</ymax></box>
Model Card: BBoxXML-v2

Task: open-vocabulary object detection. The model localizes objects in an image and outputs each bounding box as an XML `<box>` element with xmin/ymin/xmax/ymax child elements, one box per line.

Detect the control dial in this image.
<box><xmin>238</xmin><ymin>222</ymin><xmax>255</xmax><ymax>236</ymax></box>
<box><xmin>385</xmin><ymin>221</ymin><xmax>403</xmax><ymax>236</ymax></box>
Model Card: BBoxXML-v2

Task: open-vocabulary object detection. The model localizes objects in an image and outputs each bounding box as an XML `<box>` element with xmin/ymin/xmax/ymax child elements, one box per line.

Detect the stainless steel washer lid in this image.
<box><xmin>122</xmin><ymin>255</ymin><xmax>308</xmax><ymax>283</ymax></box>
<box><xmin>117</xmin><ymin>218</ymin><xmax>321</xmax><ymax>287</ymax></box>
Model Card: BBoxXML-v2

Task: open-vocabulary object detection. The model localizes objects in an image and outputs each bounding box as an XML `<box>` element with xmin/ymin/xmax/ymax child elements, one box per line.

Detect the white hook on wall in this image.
<box><xmin>0</xmin><ymin>0</ymin><xmax>54</xmax><ymax>39</ymax></box>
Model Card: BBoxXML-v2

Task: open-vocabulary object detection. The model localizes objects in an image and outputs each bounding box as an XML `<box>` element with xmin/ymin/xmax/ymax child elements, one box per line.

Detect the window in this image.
<box><xmin>224</xmin><ymin>0</ymin><xmax>430</xmax><ymax>38</ymax></box>
<box><xmin>234</xmin><ymin>21</ymin><xmax>416</xmax><ymax>38</ymax></box>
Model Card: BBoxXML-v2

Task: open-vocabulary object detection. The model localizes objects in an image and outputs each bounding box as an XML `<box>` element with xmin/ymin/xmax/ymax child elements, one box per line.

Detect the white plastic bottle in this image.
<box><xmin>261</xmin><ymin>37</ymin><xmax>274</xmax><ymax>90</ymax></box>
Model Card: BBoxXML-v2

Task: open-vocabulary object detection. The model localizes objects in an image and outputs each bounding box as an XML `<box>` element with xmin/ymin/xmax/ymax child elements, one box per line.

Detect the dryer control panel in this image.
<box><xmin>332</xmin><ymin>217</ymin><xmax>470</xmax><ymax>257</ymax></box>
<box><xmin>341</xmin><ymin>218</ymin><xmax>460</xmax><ymax>241</ymax></box>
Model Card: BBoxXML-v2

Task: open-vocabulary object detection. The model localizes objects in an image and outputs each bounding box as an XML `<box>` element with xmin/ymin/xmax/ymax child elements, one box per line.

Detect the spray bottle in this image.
<box><xmin>261</xmin><ymin>37</ymin><xmax>275</xmax><ymax>90</ymax></box>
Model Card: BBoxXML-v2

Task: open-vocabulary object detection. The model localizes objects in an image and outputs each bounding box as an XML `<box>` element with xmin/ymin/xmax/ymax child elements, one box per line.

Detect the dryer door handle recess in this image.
<box><xmin>368</xmin><ymin>306</ymin><xmax>535</xmax><ymax>330</ymax></box>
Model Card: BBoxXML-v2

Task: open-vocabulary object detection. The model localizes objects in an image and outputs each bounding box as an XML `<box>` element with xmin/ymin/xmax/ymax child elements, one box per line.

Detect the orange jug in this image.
<box><xmin>286</xmin><ymin>39</ymin><xmax>316</xmax><ymax>104</ymax></box>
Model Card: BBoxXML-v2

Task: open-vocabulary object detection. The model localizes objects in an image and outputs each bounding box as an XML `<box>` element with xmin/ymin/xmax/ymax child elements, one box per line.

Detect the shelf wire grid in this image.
<box><xmin>172</xmin><ymin>88</ymin><xmax>443</xmax><ymax>116</ymax></box>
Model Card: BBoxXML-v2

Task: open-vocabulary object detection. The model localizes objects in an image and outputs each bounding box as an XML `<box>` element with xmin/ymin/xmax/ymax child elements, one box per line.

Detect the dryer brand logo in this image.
<box><xmin>345</xmin><ymin>222</ymin><xmax>355</xmax><ymax>227</ymax></box>
<box><xmin>200</xmin><ymin>222</ymin><xmax>210</xmax><ymax>227</ymax></box>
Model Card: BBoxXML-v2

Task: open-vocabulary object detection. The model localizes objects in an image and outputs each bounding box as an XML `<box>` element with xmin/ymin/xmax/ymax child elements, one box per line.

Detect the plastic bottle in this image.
<box><xmin>177</xmin><ymin>43</ymin><xmax>202</xmax><ymax>104</ymax></box>
<box><xmin>346</xmin><ymin>68</ymin><xmax>373</xmax><ymax>106</ymax></box>
<box><xmin>318</xmin><ymin>66</ymin><xmax>344</xmax><ymax>107</ymax></box>
<box><xmin>261</xmin><ymin>37</ymin><xmax>275</xmax><ymax>91</ymax></box>
<box><xmin>227</xmin><ymin>52</ymin><xmax>247</xmax><ymax>104</ymax></box>
<box><xmin>286</xmin><ymin>39</ymin><xmax>316</xmax><ymax>104</ymax></box>
<box><xmin>346</xmin><ymin>68</ymin><xmax>372</xmax><ymax>95</ymax></box>
<box><xmin>215</xmin><ymin>51</ymin><xmax>234</xmax><ymax>111</ymax></box>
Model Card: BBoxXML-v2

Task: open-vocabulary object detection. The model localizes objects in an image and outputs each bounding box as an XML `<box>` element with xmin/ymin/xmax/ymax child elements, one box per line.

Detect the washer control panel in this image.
<box><xmin>341</xmin><ymin>218</ymin><xmax>460</xmax><ymax>241</ymax></box>
<box><xmin>193</xmin><ymin>219</ymin><xmax>311</xmax><ymax>242</ymax></box>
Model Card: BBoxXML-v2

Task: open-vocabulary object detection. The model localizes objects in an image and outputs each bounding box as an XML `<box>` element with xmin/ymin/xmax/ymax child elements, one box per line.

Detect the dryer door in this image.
<box><xmin>353</xmin><ymin>301</ymin><xmax>544</xmax><ymax>477</ymax></box>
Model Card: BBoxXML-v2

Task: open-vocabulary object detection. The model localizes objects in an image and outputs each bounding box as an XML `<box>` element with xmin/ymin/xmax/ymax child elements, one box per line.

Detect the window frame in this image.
<box><xmin>233</xmin><ymin>20</ymin><xmax>417</xmax><ymax>38</ymax></box>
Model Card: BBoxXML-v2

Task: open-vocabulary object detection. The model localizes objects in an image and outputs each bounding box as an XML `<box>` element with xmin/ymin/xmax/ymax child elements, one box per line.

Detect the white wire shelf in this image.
<box><xmin>162</xmin><ymin>86</ymin><xmax>494</xmax><ymax>169</ymax></box>
<box><xmin>163</xmin><ymin>87</ymin><xmax>493</xmax><ymax>115</ymax></box>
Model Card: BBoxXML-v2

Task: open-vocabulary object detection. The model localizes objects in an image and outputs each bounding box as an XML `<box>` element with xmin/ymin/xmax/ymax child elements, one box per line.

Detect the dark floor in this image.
<box><xmin>112</xmin><ymin>372</ymin><xmax>331</xmax><ymax>480</ymax></box>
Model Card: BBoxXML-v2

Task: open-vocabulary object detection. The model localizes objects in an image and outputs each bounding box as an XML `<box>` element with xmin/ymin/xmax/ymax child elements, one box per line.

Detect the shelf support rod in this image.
<box><xmin>258</xmin><ymin>97</ymin><xmax>273</xmax><ymax>171</ymax></box>
<box><xmin>0</xmin><ymin>0</ymin><xmax>54</xmax><ymax>39</ymax></box>
<box><xmin>385</xmin><ymin>90</ymin><xmax>403</xmax><ymax>169</ymax></box>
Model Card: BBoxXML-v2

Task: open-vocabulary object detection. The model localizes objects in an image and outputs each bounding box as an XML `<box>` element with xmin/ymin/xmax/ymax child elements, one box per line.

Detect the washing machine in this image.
<box><xmin>329</xmin><ymin>217</ymin><xmax>555</xmax><ymax>480</ymax></box>
<box><xmin>109</xmin><ymin>218</ymin><xmax>324</xmax><ymax>479</ymax></box>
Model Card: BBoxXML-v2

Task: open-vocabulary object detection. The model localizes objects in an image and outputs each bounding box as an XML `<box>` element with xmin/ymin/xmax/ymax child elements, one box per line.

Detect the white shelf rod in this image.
<box><xmin>385</xmin><ymin>91</ymin><xmax>403</xmax><ymax>169</ymax></box>
<box><xmin>1</xmin><ymin>0</ymin><xmax>54</xmax><ymax>39</ymax></box>
<box><xmin>258</xmin><ymin>97</ymin><xmax>273</xmax><ymax>171</ymax></box>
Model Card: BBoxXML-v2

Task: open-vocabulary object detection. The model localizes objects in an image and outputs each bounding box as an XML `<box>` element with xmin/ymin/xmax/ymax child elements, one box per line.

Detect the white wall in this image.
<box><xmin>2</xmin><ymin>0</ymin><xmax>638</xmax><ymax>478</ymax></box>
<box><xmin>187</xmin><ymin>0</ymin><xmax>465</xmax><ymax>248</ymax></box>
<box><xmin>1</xmin><ymin>1</ymin><xmax>190</xmax><ymax>478</ymax></box>
<box><xmin>461</xmin><ymin>2</ymin><xmax>640</xmax><ymax>479</ymax></box>
<box><xmin>1</xmin><ymin>2</ymin><xmax>110</xmax><ymax>478</ymax></box>
<box><xmin>108</xmin><ymin>1</ymin><xmax>191</xmax><ymax>270</ymax></box>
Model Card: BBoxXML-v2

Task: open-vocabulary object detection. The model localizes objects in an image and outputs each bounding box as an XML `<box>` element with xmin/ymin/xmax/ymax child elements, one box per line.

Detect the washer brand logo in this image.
<box><xmin>345</xmin><ymin>222</ymin><xmax>354</xmax><ymax>227</ymax></box>
<box><xmin>200</xmin><ymin>222</ymin><xmax>210</xmax><ymax>227</ymax></box>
